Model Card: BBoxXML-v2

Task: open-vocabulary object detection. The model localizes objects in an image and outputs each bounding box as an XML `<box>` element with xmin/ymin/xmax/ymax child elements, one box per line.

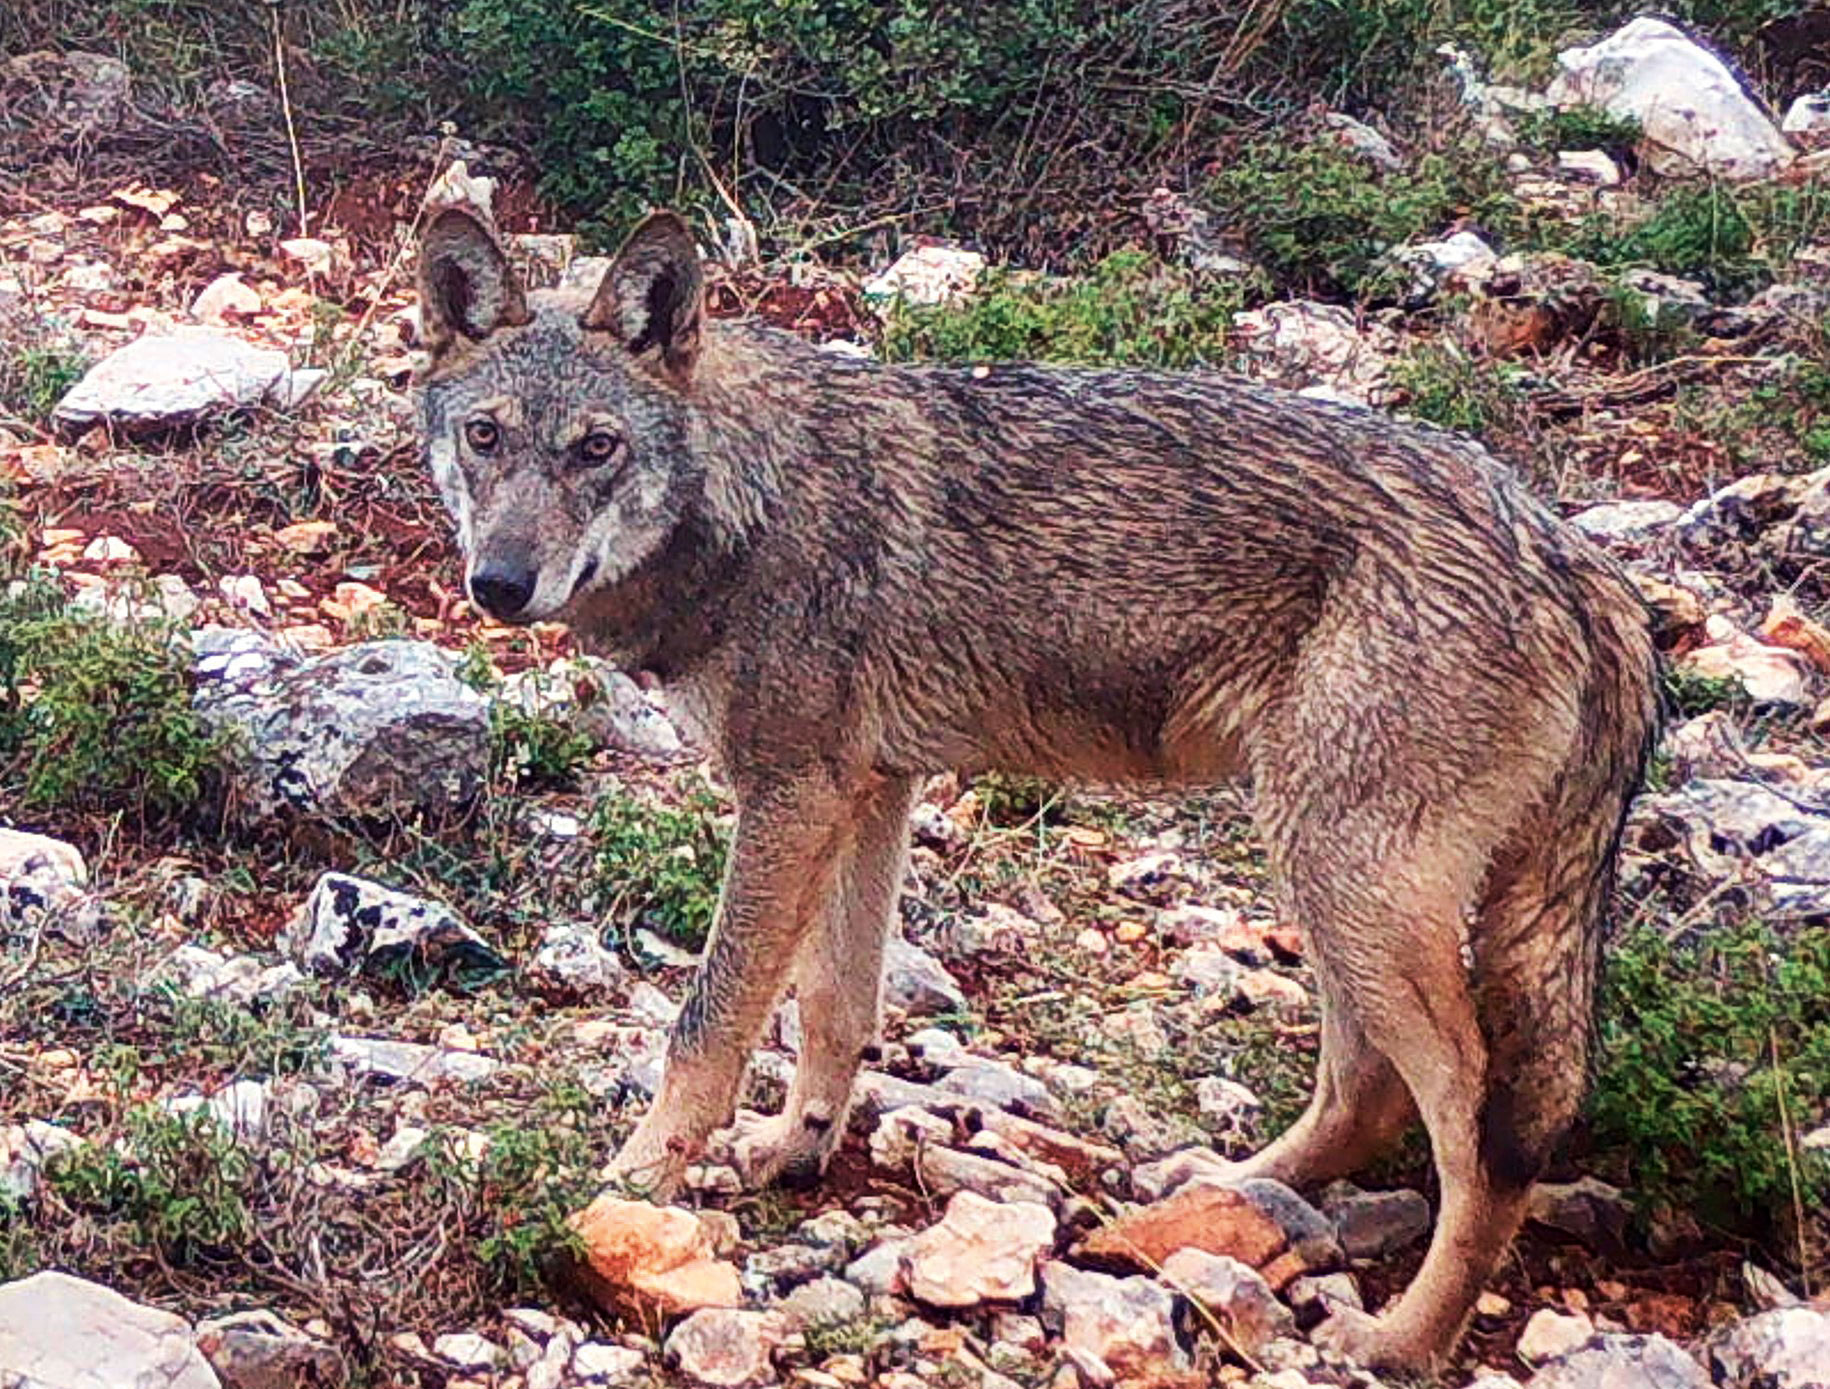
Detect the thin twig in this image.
<box><xmin>1768</xmin><ymin>1026</ymin><xmax>1814</xmax><ymax>1294</ymax></box>
<box><xmin>269</xmin><ymin>0</ymin><xmax>310</xmax><ymax>237</ymax></box>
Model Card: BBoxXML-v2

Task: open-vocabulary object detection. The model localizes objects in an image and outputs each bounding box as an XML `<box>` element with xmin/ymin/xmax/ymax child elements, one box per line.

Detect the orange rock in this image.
<box><xmin>1761</xmin><ymin>595</ymin><xmax>1830</xmax><ymax>675</ymax></box>
<box><xmin>1077</xmin><ymin>1181</ymin><xmax>1287</xmax><ymax>1272</ymax></box>
<box><xmin>972</xmin><ymin>1109</ymin><xmax>1123</xmax><ymax>1187</ymax></box>
<box><xmin>567</xmin><ymin>1194</ymin><xmax>742</xmax><ymax>1317</ymax></box>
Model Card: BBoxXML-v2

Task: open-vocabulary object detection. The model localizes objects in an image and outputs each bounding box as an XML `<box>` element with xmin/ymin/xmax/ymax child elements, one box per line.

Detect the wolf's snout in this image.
<box><xmin>468</xmin><ymin>565</ymin><xmax>536</xmax><ymax>621</ymax></box>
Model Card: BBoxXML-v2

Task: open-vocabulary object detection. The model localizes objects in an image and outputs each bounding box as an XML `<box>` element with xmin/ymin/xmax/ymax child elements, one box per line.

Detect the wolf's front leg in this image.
<box><xmin>606</xmin><ymin>771</ymin><xmax>848</xmax><ymax>1200</ymax></box>
<box><xmin>729</xmin><ymin>773</ymin><xmax>919</xmax><ymax>1188</ymax></box>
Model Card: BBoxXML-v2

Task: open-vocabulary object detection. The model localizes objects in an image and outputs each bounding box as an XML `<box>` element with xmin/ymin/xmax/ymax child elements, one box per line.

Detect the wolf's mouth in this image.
<box><xmin>570</xmin><ymin>557</ymin><xmax>600</xmax><ymax>596</ymax></box>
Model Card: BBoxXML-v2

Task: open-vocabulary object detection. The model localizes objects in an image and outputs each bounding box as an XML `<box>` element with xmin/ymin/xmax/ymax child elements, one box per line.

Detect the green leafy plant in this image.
<box><xmin>0</xmin><ymin>341</ymin><xmax>86</xmax><ymax>424</ymax></box>
<box><xmin>882</xmin><ymin>250</ymin><xmax>1243</xmax><ymax>367</ymax></box>
<box><xmin>591</xmin><ymin>781</ymin><xmax>729</xmax><ymax>950</ymax></box>
<box><xmin>1589</xmin><ymin>921</ymin><xmax>1830</xmax><ymax>1237</ymax></box>
<box><xmin>1660</xmin><ymin>667</ymin><xmax>1748</xmax><ymax>719</ymax></box>
<box><xmin>1390</xmin><ymin>340</ymin><xmax>1530</xmax><ymax>438</ymax></box>
<box><xmin>47</xmin><ymin>1108</ymin><xmax>255</xmax><ymax>1264</ymax></box>
<box><xmin>0</xmin><ymin>577</ymin><xmax>228</xmax><ymax>821</ymax></box>
<box><xmin>489</xmin><ymin>703</ymin><xmax>595</xmax><ymax>790</ymax></box>
<box><xmin>1551</xmin><ymin>181</ymin><xmax>1830</xmax><ymax>300</ymax></box>
<box><xmin>1207</xmin><ymin>134</ymin><xmax>1521</xmax><ymax>301</ymax></box>
<box><xmin>1516</xmin><ymin>104</ymin><xmax>1642</xmax><ymax>157</ymax></box>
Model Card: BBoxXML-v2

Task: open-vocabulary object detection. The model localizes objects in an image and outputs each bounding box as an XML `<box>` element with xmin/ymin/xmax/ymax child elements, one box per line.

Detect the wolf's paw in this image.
<box><xmin>723</xmin><ymin>1108</ymin><xmax>835</xmax><ymax>1191</ymax></box>
<box><xmin>601</xmin><ymin>1123</ymin><xmax>694</xmax><ymax>1204</ymax></box>
<box><xmin>1312</xmin><ymin>1307</ymin><xmax>1439</xmax><ymax>1374</ymax></box>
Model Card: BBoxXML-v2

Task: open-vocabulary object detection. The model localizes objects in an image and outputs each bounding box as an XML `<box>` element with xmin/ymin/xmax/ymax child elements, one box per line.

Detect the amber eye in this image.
<box><xmin>576</xmin><ymin>430</ymin><xmax>621</xmax><ymax>466</ymax></box>
<box><xmin>464</xmin><ymin>418</ymin><xmax>500</xmax><ymax>453</ymax></box>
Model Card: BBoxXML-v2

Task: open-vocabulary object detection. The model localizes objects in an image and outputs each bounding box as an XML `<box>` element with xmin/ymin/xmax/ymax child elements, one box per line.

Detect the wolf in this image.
<box><xmin>411</xmin><ymin>203</ymin><xmax>1658</xmax><ymax>1371</ymax></box>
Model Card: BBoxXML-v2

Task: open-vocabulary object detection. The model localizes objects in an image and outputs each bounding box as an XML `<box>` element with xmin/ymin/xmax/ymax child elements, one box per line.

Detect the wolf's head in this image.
<box><xmin>413</xmin><ymin>207</ymin><xmax>706</xmax><ymax>624</ymax></box>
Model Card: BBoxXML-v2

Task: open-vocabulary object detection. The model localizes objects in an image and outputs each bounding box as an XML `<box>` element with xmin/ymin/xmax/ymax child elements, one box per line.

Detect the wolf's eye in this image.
<box><xmin>464</xmin><ymin>419</ymin><xmax>500</xmax><ymax>453</ymax></box>
<box><xmin>575</xmin><ymin>430</ymin><xmax>622</xmax><ymax>467</ymax></box>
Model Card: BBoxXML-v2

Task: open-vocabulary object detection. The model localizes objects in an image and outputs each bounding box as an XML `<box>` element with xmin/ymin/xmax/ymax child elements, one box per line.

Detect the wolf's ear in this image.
<box><xmin>417</xmin><ymin>206</ymin><xmax>531</xmax><ymax>356</ymax></box>
<box><xmin>583</xmin><ymin>211</ymin><xmax>703</xmax><ymax>387</ymax></box>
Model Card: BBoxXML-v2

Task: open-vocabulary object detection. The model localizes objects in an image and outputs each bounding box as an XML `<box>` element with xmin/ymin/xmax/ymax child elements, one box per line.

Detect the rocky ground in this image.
<box><xmin>4</xmin><ymin>14</ymin><xmax>1830</xmax><ymax>1389</ymax></box>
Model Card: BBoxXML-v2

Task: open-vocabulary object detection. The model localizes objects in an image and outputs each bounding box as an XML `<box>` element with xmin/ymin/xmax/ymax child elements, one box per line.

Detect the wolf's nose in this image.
<box><xmin>469</xmin><ymin>567</ymin><xmax>536</xmax><ymax>621</ymax></box>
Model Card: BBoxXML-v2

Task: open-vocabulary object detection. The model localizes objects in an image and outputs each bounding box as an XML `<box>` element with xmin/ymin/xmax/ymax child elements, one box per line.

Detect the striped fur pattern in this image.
<box><xmin>413</xmin><ymin>208</ymin><xmax>1658</xmax><ymax>1371</ymax></box>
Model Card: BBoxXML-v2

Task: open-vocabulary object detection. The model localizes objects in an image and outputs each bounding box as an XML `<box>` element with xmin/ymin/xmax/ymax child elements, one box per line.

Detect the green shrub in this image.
<box><xmin>1552</xmin><ymin>181</ymin><xmax>1830</xmax><ymax>300</ymax></box>
<box><xmin>1516</xmin><ymin>104</ymin><xmax>1643</xmax><ymax>156</ymax></box>
<box><xmin>1660</xmin><ymin>666</ymin><xmax>1748</xmax><ymax>718</ymax></box>
<box><xmin>0</xmin><ymin>578</ymin><xmax>227</xmax><ymax>821</ymax></box>
<box><xmin>0</xmin><ymin>342</ymin><xmax>86</xmax><ymax>424</ymax></box>
<box><xmin>1206</xmin><ymin>135</ymin><xmax>1521</xmax><ymax>301</ymax></box>
<box><xmin>1602</xmin><ymin>279</ymin><xmax>1700</xmax><ymax>365</ymax></box>
<box><xmin>489</xmin><ymin>703</ymin><xmax>595</xmax><ymax>790</ymax></box>
<box><xmin>591</xmin><ymin>782</ymin><xmax>728</xmax><ymax>951</ymax></box>
<box><xmin>1590</xmin><ymin>921</ymin><xmax>1830</xmax><ymax>1237</ymax></box>
<box><xmin>882</xmin><ymin>250</ymin><xmax>1243</xmax><ymax>367</ymax></box>
<box><xmin>1390</xmin><ymin>340</ymin><xmax>1530</xmax><ymax>438</ymax></box>
<box><xmin>418</xmin><ymin>1082</ymin><xmax>597</xmax><ymax>1295</ymax></box>
<box><xmin>47</xmin><ymin>1107</ymin><xmax>255</xmax><ymax>1264</ymax></box>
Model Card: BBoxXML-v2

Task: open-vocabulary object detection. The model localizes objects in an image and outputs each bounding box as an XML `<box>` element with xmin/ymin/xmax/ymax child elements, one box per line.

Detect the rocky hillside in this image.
<box><xmin>2</xmin><ymin>13</ymin><xmax>1830</xmax><ymax>1389</ymax></box>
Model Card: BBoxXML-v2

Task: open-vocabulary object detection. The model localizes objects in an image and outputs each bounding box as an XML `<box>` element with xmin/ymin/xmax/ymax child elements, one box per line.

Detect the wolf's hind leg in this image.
<box><xmin>730</xmin><ymin>774</ymin><xmax>919</xmax><ymax>1188</ymax></box>
<box><xmin>1291</xmin><ymin>855</ymin><xmax>1516</xmax><ymax>1373</ymax></box>
<box><xmin>1226</xmin><ymin>985</ymin><xmax>1417</xmax><ymax>1187</ymax></box>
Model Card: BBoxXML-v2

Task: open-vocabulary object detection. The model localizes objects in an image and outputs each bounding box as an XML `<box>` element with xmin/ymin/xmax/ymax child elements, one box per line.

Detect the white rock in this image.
<box><xmin>52</xmin><ymin>326</ymin><xmax>312</xmax><ymax>434</ymax></box>
<box><xmin>864</xmin><ymin>245</ymin><xmax>986</xmax><ymax>306</ymax></box>
<box><xmin>1546</xmin><ymin>19</ymin><xmax>1794</xmax><ymax>182</ymax></box>
<box><xmin>1234</xmin><ymin>300</ymin><xmax>1396</xmax><ymax>405</ymax></box>
<box><xmin>0</xmin><ymin>1270</ymin><xmax>220</xmax><ymax>1387</ymax></box>
<box><xmin>373</xmin><ymin>1124</ymin><xmax>431</xmax><ymax>1172</ymax></box>
<box><xmin>1158</xmin><ymin>1248</ymin><xmax>1291</xmax><ymax>1355</ymax></box>
<box><xmin>218</xmin><ymin>572</ymin><xmax>272</xmax><ymax>619</ymax></box>
<box><xmin>0</xmin><ymin>827</ymin><xmax>97</xmax><ymax>937</ymax></box>
<box><xmin>1710</xmin><ymin>1305</ymin><xmax>1830</xmax><ymax>1388</ymax></box>
<box><xmin>327</xmin><ymin>1035</ymin><xmax>500</xmax><ymax>1085</ymax></box>
<box><xmin>1569</xmin><ymin>499</ymin><xmax>1681</xmax><ymax>544</ymax></box>
<box><xmin>283</xmin><ymin>871</ymin><xmax>503</xmax><ymax>979</ymax></box>
<box><xmin>571</xmin><ymin>1339</ymin><xmax>646</xmax><ymax>1382</ymax></box>
<box><xmin>1519</xmin><ymin>1308</ymin><xmax>1597</xmax><ymax>1363</ymax></box>
<box><xmin>1195</xmin><ymin>1076</ymin><xmax>1263</xmax><ymax>1126</ymax></box>
<box><xmin>528</xmin><ymin>922</ymin><xmax>629</xmax><ymax>997</ymax></box>
<box><xmin>195</xmin><ymin>1308</ymin><xmax>345</xmax><ymax>1389</ymax></box>
<box><xmin>434</xmin><ymin>1331</ymin><xmax>504</xmax><ymax>1370</ymax></box>
<box><xmin>1526</xmin><ymin>1333</ymin><xmax>1712</xmax><ymax>1388</ymax></box>
<box><xmin>933</xmin><ymin>1056</ymin><xmax>1059</xmax><ymax>1119</ymax></box>
<box><xmin>69</xmin><ymin>571</ymin><xmax>200</xmax><ymax>627</ymax></box>
<box><xmin>1391</xmin><ymin>230</ymin><xmax>1498</xmax><ymax>303</ymax></box>
<box><xmin>81</xmin><ymin>534</ymin><xmax>138</xmax><ymax>564</ymax></box>
<box><xmin>195</xmin><ymin>636</ymin><xmax>492</xmax><ymax>823</ymax></box>
<box><xmin>1676</xmin><ymin>629</ymin><xmax>1813</xmax><ymax>707</ymax></box>
<box><xmin>774</xmin><ymin>1275</ymin><xmax>865</xmax><ymax>1331</ymax></box>
<box><xmin>870</xmin><ymin>1106</ymin><xmax>953</xmax><ymax>1174</ymax></box>
<box><xmin>0</xmin><ymin>1121</ymin><xmax>85</xmax><ymax>1204</ymax></box>
<box><xmin>1042</xmin><ymin>1261</ymin><xmax>1184</xmax><ymax>1375</ymax></box>
<box><xmin>498</xmin><ymin>658</ymin><xmax>683</xmax><ymax>759</ymax></box>
<box><xmin>152</xmin><ymin>945</ymin><xmax>303</xmax><ymax>1006</ymax></box>
<box><xmin>1323</xmin><ymin>112</ymin><xmax>1401</xmax><ymax>168</ymax></box>
<box><xmin>190</xmin><ymin>273</ymin><xmax>263</xmax><ymax>325</ymax></box>
<box><xmin>917</xmin><ymin>1143</ymin><xmax>1060</xmax><ymax>1209</ymax></box>
<box><xmin>844</xmin><ymin>1238</ymin><xmax>910</xmax><ymax>1296</ymax></box>
<box><xmin>279</xmin><ymin>238</ymin><xmax>335</xmax><ymax>275</ymax></box>
<box><xmin>164</xmin><ymin>1078</ymin><xmax>272</xmax><ymax>1141</ymax></box>
<box><xmin>663</xmin><ymin>1307</ymin><xmax>778</xmax><ymax>1387</ymax></box>
<box><xmin>1783</xmin><ymin>92</ymin><xmax>1830</xmax><ymax>139</ymax></box>
<box><xmin>904</xmin><ymin>1190</ymin><xmax>1056</xmax><ymax>1308</ymax></box>
<box><xmin>1556</xmin><ymin>150</ymin><xmax>1624</xmax><ymax>185</ymax></box>
<box><xmin>883</xmin><ymin>932</ymin><xmax>967</xmax><ymax>1017</ymax></box>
